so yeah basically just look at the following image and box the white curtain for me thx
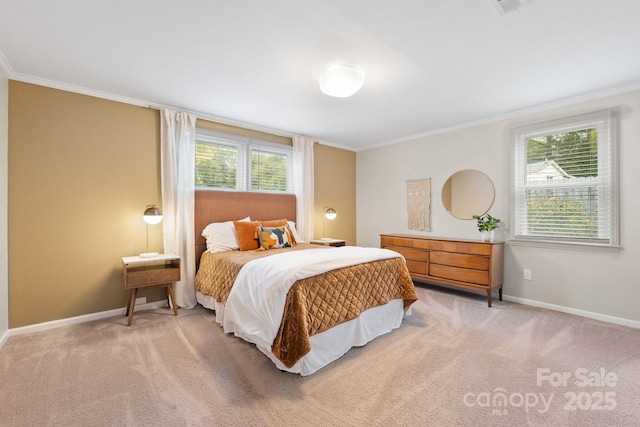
[292,136,315,242]
[160,109,197,308]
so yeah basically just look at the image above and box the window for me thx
[195,130,292,193]
[511,108,619,249]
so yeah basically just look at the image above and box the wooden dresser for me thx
[380,234,504,307]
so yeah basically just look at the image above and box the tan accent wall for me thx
[9,82,167,327]
[8,81,357,327]
[0,69,8,335]
[313,144,356,244]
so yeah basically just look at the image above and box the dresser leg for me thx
[499,287,503,301]
[487,290,492,307]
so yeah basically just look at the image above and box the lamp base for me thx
[139,252,159,258]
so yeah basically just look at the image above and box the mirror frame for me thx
[442,169,495,220]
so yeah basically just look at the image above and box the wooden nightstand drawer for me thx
[125,267,180,288]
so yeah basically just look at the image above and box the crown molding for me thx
[13,72,152,107]
[362,80,640,151]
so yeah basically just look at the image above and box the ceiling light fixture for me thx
[319,64,365,98]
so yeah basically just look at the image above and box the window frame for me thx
[509,108,620,251]
[195,129,293,193]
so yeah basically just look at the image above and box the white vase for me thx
[480,230,494,242]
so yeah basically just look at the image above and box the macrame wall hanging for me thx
[406,163,431,231]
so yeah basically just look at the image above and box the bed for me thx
[194,190,418,375]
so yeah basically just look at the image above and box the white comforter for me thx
[221,246,402,352]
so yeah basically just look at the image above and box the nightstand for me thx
[310,238,346,247]
[122,254,180,326]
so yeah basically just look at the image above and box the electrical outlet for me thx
[135,297,147,305]
[523,269,532,280]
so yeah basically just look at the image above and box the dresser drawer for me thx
[427,240,492,256]
[406,260,428,275]
[429,264,489,285]
[381,235,429,249]
[430,251,489,270]
[384,245,427,262]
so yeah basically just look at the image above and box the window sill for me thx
[508,238,622,253]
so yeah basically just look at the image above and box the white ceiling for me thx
[1,0,640,151]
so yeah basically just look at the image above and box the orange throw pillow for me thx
[259,219,288,227]
[234,221,262,251]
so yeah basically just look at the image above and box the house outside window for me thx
[511,108,619,249]
[195,130,292,193]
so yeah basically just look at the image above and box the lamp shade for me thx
[319,64,365,98]
[143,205,163,224]
[325,208,337,220]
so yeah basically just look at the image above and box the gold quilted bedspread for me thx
[195,244,418,368]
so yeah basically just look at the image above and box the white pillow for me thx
[202,216,250,253]
[287,220,305,243]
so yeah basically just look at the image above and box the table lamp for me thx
[140,205,162,258]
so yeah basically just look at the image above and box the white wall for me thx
[357,88,640,325]
[0,68,8,346]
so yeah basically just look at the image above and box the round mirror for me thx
[442,169,495,220]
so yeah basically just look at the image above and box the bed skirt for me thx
[196,291,407,375]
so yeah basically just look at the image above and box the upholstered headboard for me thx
[194,190,297,269]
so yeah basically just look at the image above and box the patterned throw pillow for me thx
[234,219,289,251]
[257,226,294,250]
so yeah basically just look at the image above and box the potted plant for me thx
[472,213,501,242]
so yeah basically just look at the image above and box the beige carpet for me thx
[1,284,639,426]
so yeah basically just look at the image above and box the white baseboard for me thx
[6,300,169,338]
[502,295,640,329]
[0,328,9,350]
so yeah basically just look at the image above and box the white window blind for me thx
[196,138,242,189]
[511,108,619,248]
[195,130,292,193]
[250,147,290,191]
